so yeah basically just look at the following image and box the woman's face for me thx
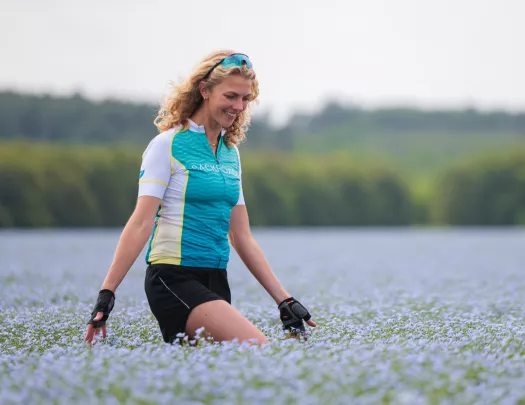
[206,74,253,128]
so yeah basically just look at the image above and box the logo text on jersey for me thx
[190,164,239,177]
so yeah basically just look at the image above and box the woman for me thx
[84,50,316,346]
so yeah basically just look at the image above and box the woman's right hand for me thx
[84,289,115,344]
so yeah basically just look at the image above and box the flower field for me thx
[1,229,525,404]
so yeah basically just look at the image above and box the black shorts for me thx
[144,263,231,344]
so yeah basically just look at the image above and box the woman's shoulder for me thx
[147,126,183,146]
[141,127,182,159]
[158,125,184,140]
[229,142,241,157]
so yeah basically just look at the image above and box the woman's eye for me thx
[226,95,235,100]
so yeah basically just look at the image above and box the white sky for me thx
[1,0,524,124]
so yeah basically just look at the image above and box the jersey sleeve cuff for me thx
[138,180,168,199]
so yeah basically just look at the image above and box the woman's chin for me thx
[220,116,236,128]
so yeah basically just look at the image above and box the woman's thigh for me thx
[185,300,270,345]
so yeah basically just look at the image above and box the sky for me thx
[1,0,524,124]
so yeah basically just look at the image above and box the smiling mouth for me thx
[225,111,237,118]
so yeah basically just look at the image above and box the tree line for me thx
[1,91,524,152]
[1,142,524,227]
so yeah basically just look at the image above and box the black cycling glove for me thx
[278,297,311,335]
[87,289,115,329]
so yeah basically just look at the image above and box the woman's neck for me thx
[190,107,222,142]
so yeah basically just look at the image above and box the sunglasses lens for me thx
[222,54,253,69]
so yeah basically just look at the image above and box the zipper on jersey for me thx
[205,133,226,267]
[204,133,221,163]
[216,135,228,267]
[215,134,221,163]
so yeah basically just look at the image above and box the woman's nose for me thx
[232,98,244,111]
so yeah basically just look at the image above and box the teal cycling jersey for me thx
[138,119,245,269]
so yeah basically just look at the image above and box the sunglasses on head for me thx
[202,53,254,81]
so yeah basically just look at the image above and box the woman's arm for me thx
[228,204,291,304]
[100,195,161,292]
[86,195,161,343]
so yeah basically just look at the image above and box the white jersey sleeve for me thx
[235,146,245,206]
[138,133,172,199]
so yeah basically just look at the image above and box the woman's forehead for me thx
[217,75,253,93]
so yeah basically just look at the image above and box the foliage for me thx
[0,142,413,227]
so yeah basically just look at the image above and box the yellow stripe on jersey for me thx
[139,179,168,187]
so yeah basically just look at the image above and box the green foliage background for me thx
[1,91,524,227]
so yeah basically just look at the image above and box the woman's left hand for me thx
[278,297,316,338]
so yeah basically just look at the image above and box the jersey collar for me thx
[188,119,226,137]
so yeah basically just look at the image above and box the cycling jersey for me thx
[138,119,245,269]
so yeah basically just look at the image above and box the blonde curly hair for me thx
[154,50,259,147]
